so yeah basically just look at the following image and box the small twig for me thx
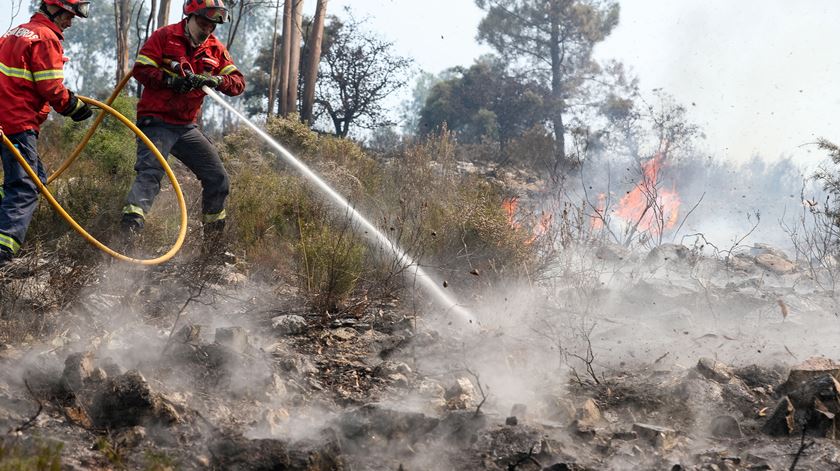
[465,367,488,417]
[10,379,43,433]
[789,426,815,471]
[506,446,541,470]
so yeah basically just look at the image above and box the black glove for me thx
[196,75,223,89]
[164,74,195,94]
[60,91,93,122]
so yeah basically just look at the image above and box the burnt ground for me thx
[1,242,840,470]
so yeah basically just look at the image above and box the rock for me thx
[782,356,840,393]
[267,374,287,398]
[445,377,478,410]
[387,373,410,387]
[572,398,603,430]
[709,415,742,438]
[727,254,756,272]
[173,324,202,344]
[215,327,249,353]
[338,404,439,443]
[210,430,344,471]
[271,315,308,335]
[733,364,786,390]
[696,358,734,383]
[764,374,840,438]
[89,367,107,383]
[548,396,577,423]
[61,352,95,393]
[257,408,289,436]
[330,327,357,341]
[596,243,631,262]
[373,361,411,378]
[506,416,518,426]
[114,426,146,448]
[632,423,678,450]
[750,243,790,260]
[762,396,795,436]
[754,253,796,274]
[510,403,527,421]
[646,244,691,265]
[90,370,179,429]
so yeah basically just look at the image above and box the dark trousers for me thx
[0,131,46,253]
[123,117,229,222]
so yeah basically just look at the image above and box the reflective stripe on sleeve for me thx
[0,62,34,81]
[219,65,237,76]
[135,55,159,68]
[32,69,64,81]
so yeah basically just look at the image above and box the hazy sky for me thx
[2,0,837,165]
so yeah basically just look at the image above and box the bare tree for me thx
[285,0,304,115]
[315,16,413,137]
[267,0,282,117]
[114,0,133,83]
[301,0,327,123]
[278,0,293,115]
[157,0,173,28]
[7,0,25,32]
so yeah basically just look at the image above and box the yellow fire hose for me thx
[0,73,188,265]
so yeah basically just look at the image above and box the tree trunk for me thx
[278,0,293,115]
[267,0,282,117]
[301,0,327,123]
[285,0,304,116]
[157,0,171,28]
[114,0,132,84]
[548,0,566,177]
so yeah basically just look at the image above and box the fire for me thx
[502,197,551,244]
[613,153,681,235]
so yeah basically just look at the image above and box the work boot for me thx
[120,214,144,239]
[202,219,234,263]
[117,214,144,253]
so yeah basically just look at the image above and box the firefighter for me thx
[120,0,245,252]
[0,0,93,265]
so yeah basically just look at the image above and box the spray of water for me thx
[203,87,477,329]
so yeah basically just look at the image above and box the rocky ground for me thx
[1,240,839,470]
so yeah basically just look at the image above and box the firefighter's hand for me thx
[198,75,223,89]
[189,74,222,90]
[60,91,93,122]
[164,74,195,94]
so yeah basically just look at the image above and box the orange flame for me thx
[613,154,681,235]
[591,193,607,230]
[502,197,551,244]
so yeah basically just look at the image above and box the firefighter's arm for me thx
[132,31,169,88]
[30,37,72,112]
[212,48,245,97]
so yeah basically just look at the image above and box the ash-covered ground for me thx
[1,240,839,470]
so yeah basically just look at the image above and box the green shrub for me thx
[298,217,367,313]
[0,439,63,471]
[27,94,140,258]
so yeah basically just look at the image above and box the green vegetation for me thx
[0,439,63,471]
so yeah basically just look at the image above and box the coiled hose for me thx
[0,73,187,265]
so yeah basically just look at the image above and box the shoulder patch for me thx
[223,50,231,62]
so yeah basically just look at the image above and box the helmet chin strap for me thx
[39,3,62,23]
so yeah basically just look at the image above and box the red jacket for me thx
[133,20,245,125]
[0,13,75,135]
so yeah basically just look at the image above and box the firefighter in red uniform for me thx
[0,0,93,265]
[120,0,245,251]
